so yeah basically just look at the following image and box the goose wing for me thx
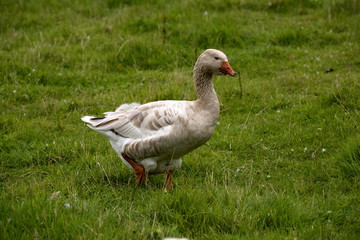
[86,101,187,139]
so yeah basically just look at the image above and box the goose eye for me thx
[214,57,219,60]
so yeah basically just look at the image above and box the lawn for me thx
[1,0,359,239]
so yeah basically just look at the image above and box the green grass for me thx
[1,0,360,239]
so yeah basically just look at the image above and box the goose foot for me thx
[121,153,146,186]
[135,168,146,185]
[164,170,174,192]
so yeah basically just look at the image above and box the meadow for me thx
[1,0,359,239]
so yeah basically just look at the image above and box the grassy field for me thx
[1,0,360,239]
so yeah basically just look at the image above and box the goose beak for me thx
[219,61,237,77]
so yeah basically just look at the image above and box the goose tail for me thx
[81,116,117,140]
[81,116,104,129]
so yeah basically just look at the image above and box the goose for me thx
[81,49,236,191]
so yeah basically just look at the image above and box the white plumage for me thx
[81,49,236,190]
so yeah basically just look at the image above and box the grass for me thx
[1,0,360,239]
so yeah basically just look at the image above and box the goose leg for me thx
[164,170,174,192]
[121,153,146,185]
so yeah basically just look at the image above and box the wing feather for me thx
[87,101,187,139]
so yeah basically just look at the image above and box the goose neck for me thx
[193,66,217,101]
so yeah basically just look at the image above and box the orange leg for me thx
[164,170,174,192]
[121,153,146,185]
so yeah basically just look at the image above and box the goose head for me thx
[196,49,237,77]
